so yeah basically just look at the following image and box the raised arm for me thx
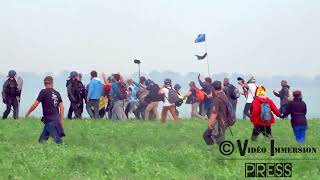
[102,73,112,86]
[273,90,280,97]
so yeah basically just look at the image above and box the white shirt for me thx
[160,87,174,107]
[246,83,258,103]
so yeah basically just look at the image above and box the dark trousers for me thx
[67,102,83,119]
[280,104,287,115]
[3,96,19,119]
[86,99,99,119]
[133,103,146,119]
[39,122,63,144]
[243,103,252,119]
[252,126,272,140]
[125,103,130,118]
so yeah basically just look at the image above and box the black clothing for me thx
[186,89,196,104]
[243,103,252,118]
[273,85,290,105]
[37,88,63,118]
[66,80,86,119]
[2,79,20,119]
[282,97,307,127]
[2,96,18,119]
[252,126,272,140]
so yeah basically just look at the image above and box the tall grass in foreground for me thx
[0,118,319,179]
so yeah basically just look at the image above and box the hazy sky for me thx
[0,0,319,77]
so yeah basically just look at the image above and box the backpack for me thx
[194,87,205,102]
[218,97,236,127]
[5,79,19,97]
[147,84,163,102]
[175,93,184,107]
[260,103,272,122]
[229,85,240,100]
[166,87,179,104]
[117,82,128,100]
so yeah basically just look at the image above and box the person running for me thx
[86,70,103,119]
[239,76,258,119]
[159,79,178,123]
[185,81,205,119]
[273,80,291,114]
[282,90,308,143]
[198,74,213,118]
[25,76,65,144]
[250,85,281,141]
[66,71,82,119]
[2,70,21,119]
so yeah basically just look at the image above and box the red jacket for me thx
[250,96,281,126]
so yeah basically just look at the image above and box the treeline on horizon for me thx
[0,70,319,86]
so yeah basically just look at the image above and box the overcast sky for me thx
[0,0,319,77]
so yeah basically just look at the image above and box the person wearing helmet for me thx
[2,70,21,119]
[159,78,178,123]
[66,71,83,119]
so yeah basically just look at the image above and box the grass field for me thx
[0,118,319,180]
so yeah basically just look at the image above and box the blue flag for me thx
[195,34,206,43]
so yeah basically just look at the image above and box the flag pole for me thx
[205,41,210,77]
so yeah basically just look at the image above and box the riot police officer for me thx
[2,70,21,119]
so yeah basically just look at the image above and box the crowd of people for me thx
[1,70,308,145]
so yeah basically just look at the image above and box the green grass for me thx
[0,118,319,180]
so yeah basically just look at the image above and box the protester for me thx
[2,70,21,119]
[282,91,308,143]
[173,84,184,117]
[204,81,228,145]
[250,85,281,141]
[125,79,141,118]
[159,78,178,123]
[273,80,291,114]
[239,76,258,119]
[25,76,65,144]
[66,71,82,119]
[133,76,148,119]
[198,74,213,118]
[185,81,205,119]
[144,79,161,120]
[105,76,113,119]
[103,73,127,120]
[86,70,103,119]
[223,78,239,116]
